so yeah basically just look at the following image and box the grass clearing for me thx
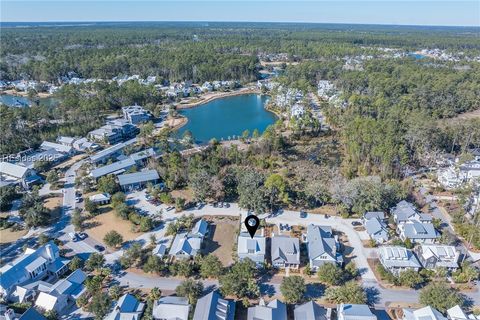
[84,208,140,244]
[202,215,239,266]
[0,228,27,244]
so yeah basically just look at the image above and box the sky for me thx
[1,0,479,27]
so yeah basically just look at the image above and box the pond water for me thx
[0,94,59,108]
[177,94,277,144]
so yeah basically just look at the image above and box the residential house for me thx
[17,148,67,169]
[88,119,138,145]
[379,246,421,275]
[247,299,287,320]
[122,105,152,124]
[89,138,137,164]
[237,231,266,266]
[363,212,389,244]
[34,269,86,314]
[415,244,459,271]
[88,193,111,205]
[40,141,74,156]
[191,219,209,239]
[89,158,136,180]
[169,224,205,259]
[305,225,342,271]
[392,201,438,244]
[294,301,331,320]
[402,306,447,320]
[447,305,480,320]
[72,137,99,152]
[118,169,160,191]
[337,304,377,320]
[152,296,190,320]
[0,242,69,300]
[270,235,300,269]
[56,136,77,147]
[129,148,157,166]
[0,162,39,188]
[105,293,145,320]
[152,244,167,258]
[0,307,47,320]
[193,290,235,320]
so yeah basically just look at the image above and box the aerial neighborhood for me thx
[1,21,480,320]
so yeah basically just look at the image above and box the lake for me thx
[177,94,277,144]
[0,94,59,108]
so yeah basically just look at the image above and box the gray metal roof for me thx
[90,138,136,162]
[117,169,159,186]
[193,290,235,320]
[294,301,328,320]
[402,221,438,239]
[337,304,377,320]
[247,299,287,320]
[379,246,421,269]
[306,225,336,261]
[271,236,300,265]
[90,158,136,179]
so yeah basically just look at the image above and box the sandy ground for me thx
[85,209,140,244]
[176,87,260,109]
[44,195,63,220]
[53,154,88,170]
[0,228,28,244]
[164,117,188,131]
[202,215,239,266]
[170,189,194,203]
[445,108,480,123]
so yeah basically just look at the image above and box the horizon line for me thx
[1,20,479,28]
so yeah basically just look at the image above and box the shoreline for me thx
[175,87,262,110]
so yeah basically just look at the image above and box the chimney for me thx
[45,243,57,261]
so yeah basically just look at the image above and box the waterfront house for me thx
[363,212,389,244]
[294,301,331,320]
[271,235,300,269]
[305,225,342,271]
[193,290,235,320]
[337,304,377,320]
[414,244,459,271]
[402,306,447,320]
[117,169,160,191]
[105,293,145,320]
[122,105,152,124]
[0,242,69,300]
[34,269,86,314]
[378,246,421,275]
[237,231,266,266]
[247,299,287,320]
[152,296,190,320]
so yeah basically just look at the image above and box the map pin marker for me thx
[244,214,260,239]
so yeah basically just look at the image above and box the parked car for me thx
[68,232,79,242]
[223,202,230,208]
[95,245,105,252]
[279,223,284,231]
[166,206,175,211]
[300,211,308,218]
[75,196,82,203]
[324,214,329,219]
[351,221,361,226]
[218,202,224,208]
[78,232,88,240]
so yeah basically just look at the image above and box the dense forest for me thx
[1,22,479,180]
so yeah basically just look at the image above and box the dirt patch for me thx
[0,228,28,244]
[43,195,63,221]
[85,209,140,244]
[309,205,338,216]
[171,189,194,203]
[202,215,240,266]
[53,154,88,170]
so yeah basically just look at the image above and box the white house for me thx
[0,162,40,189]
[105,293,145,320]
[337,304,377,320]
[152,296,190,320]
[247,299,287,320]
[0,242,69,300]
[237,231,266,266]
[379,246,421,275]
[402,306,447,320]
